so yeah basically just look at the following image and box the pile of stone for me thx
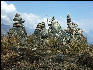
[7,13,86,46]
[8,13,27,45]
[65,14,83,39]
[7,13,87,49]
[48,17,65,38]
[34,16,66,43]
[33,14,87,49]
[34,22,48,39]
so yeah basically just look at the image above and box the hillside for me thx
[1,13,93,70]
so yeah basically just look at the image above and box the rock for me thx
[8,13,27,45]
[48,16,64,38]
[34,22,48,39]
[76,52,93,68]
[52,53,67,63]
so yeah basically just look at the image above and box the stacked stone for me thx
[48,16,57,36]
[47,17,66,42]
[34,17,66,44]
[64,14,85,44]
[34,22,48,39]
[8,13,27,45]
[66,14,83,37]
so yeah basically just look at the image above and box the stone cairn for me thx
[34,14,86,45]
[48,16,63,37]
[34,16,65,39]
[34,22,48,40]
[47,16,66,42]
[65,14,84,42]
[8,13,27,46]
[7,13,86,47]
[66,14,83,36]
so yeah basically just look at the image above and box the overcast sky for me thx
[1,1,93,44]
